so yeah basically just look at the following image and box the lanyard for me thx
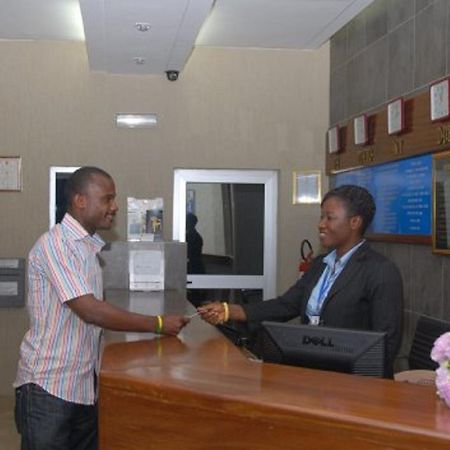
[316,263,338,310]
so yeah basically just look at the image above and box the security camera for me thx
[166,70,179,82]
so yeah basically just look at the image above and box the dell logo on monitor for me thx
[302,335,334,347]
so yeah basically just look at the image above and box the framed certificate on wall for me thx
[0,156,22,191]
[387,98,405,135]
[327,126,340,154]
[292,170,321,204]
[354,114,368,145]
[430,78,450,122]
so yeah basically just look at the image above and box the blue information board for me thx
[334,154,432,235]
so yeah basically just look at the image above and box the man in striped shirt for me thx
[14,167,189,450]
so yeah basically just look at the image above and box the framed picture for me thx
[292,170,321,204]
[430,78,450,122]
[387,98,405,135]
[327,126,340,154]
[0,156,22,191]
[354,114,368,145]
[433,151,450,254]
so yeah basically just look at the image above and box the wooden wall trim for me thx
[327,90,450,174]
[367,234,432,245]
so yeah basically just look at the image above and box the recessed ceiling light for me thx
[135,22,151,32]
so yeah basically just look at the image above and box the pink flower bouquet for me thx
[431,332,450,407]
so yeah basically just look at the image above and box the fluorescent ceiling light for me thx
[115,114,158,128]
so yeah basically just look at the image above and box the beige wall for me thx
[0,41,329,394]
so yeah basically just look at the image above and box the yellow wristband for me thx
[222,302,229,322]
[156,315,163,334]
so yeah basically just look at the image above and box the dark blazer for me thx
[243,242,403,373]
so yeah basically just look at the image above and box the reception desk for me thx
[100,290,450,450]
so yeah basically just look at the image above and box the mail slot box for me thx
[100,241,186,291]
[0,258,25,307]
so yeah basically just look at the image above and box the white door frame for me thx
[173,169,278,299]
[49,166,80,229]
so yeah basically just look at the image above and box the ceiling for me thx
[0,0,375,77]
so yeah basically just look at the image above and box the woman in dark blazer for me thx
[198,185,403,376]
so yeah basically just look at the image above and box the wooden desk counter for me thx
[100,290,450,450]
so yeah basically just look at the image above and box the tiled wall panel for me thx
[330,0,450,362]
[330,0,450,123]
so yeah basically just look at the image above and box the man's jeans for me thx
[15,383,98,450]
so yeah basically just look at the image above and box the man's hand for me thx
[161,315,190,335]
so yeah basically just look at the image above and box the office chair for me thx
[408,315,450,370]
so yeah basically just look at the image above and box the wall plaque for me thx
[387,98,405,135]
[433,151,450,253]
[430,78,450,122]
[354,114,368,145]
[0,156,22,191]
[327,126,341,154]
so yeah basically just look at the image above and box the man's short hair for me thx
[321,184,376,235]
[65,166,112,207]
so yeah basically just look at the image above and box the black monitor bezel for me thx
[257,321,387,377]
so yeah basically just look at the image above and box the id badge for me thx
[310,315,320,326]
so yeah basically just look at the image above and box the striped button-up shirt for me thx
[14,213,105,405]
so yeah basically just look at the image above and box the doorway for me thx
[49,166,79,228]
[173,169,278,302]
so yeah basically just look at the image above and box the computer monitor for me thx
[256,321,386,377]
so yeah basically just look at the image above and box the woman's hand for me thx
[197,302,247,324]
[197,302,227,325]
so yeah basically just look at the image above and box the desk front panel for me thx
[99,290,450,449]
